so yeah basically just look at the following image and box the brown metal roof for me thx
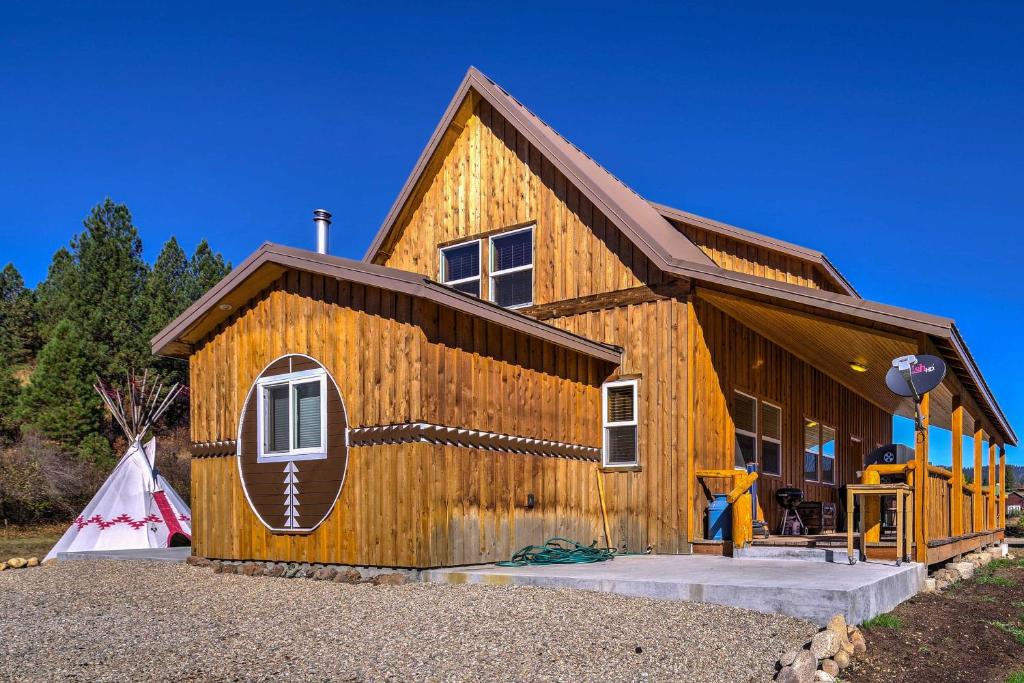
[650,201,860,297]
[150,243,622,365]
[362,67,717,271]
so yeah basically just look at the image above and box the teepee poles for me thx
[94,371,184,444]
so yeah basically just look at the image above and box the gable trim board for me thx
[150,242,622,365]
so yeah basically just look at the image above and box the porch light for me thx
[849,361,868,373]
[218,303,233,311]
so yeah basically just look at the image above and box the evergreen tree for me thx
[0,263,37,365]
[0,363,21,445]
[64,199,150,376]
[16,319,104,456]
[33,246,76,342]
[189,239,231,300]
[144,237,193,337]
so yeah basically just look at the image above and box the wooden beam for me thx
[999,445,1007,531]
[989,440,997,530]
[951,396,965,536]
[974,426,984,532]
[914,391,930,563]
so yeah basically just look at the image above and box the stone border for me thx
[776,613,867,682]
[185,556,416,585]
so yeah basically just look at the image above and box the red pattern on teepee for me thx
[72,512,191,532]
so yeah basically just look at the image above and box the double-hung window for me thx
[439,240,482,297]
[733,391,782,476]
[489,227,534,308]
[803,419,836,484]
[602,379,638,467]
[257,368,327,460]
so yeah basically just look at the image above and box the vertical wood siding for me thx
[378,94,666,304]
[671,222,843,293]
[688,298,892,533]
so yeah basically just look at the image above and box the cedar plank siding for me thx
[688,298,892,533]
[379,95,666,303]
[188,272,618,566]
[671,222,845,293]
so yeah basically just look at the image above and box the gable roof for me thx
[651,201,860,297]
[363,67,716,271]
[150,243,622,365]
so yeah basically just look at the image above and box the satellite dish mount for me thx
[884,354,947,432]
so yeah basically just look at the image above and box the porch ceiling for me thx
[698,289,969,434]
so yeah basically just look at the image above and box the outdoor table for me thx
[846,483,913,565]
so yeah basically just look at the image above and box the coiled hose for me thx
[496,537,615,567]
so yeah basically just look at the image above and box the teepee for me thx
[45,372,192,561]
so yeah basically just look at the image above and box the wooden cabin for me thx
[153,67,1016,568]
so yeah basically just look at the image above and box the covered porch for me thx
[690,286,1015,566]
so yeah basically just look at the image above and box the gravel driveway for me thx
[0,561,815,682]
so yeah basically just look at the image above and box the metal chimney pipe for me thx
[313,209,332,254]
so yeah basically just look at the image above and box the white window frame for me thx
[438,239,482,296]
[602,378,639,468]
[256,368,328,462]
[760,400,783,477]
[488,225,534,309]
[733,390,758,471]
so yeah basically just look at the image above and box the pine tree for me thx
[16,319,104,455]
[144,237,194,337]
[64,199,150,376]
[0,263,37,365]
[0,363,21,445]
[189,239,232,301]
[33,247,76,343]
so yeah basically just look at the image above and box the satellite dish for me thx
[885,354,946,398]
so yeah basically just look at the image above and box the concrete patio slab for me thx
[422,554,925,626]
[57,547,191,562]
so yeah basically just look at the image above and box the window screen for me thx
[733,392,757,469]
[603,381,638,466]
[761,402,782,476]
[293,381,322,449]
[440,242,481,297]
[490,229,533,308]
[265,385,290,453]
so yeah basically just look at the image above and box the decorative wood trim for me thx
[190,440,238,458]
[521,281,691,321]
[348,423,600,461]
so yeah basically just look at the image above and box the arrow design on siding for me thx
[283,461,300,528]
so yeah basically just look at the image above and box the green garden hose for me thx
[496,537,615,567]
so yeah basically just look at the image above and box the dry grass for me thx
[0,522,66,560]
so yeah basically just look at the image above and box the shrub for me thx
[0,431,101,524]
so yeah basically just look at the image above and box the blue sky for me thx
[1,3,1020,465]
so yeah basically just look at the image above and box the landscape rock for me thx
[790,650,817,682]
[775,665,800,683]
[779,650,799,667]
[809,629,841,659]
[814,670,836,683]
[212,561,225,574]
[372,572,408,586]
[241,563,262,577]
[922,577,937,592]
[26,557,39,567]
[839,640,855,656]
[935,578,951,591]
[333,568,362,583]
[0,562,6,571]
[264,564,285,578]
[988,547,1002,560]
[853,639,867,655]
[221,564,238,575]
[820,658,839,676]
[826,614,847,639]
[833,650,850,669]
[6,557,27,569]
[284,565,301,579]
[946,561,974,580]
[313,567,338,581]
[186,556,212,568]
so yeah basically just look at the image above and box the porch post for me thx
[999,444,1007,532]
[951,396,964,536]
[974,427,984,531]
[914,392,930,563]
[989,441,997,530]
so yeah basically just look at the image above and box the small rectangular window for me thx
[257,369,327,459]
[439,241,481,297]
[804,419,820,482]
[733,391,757,469]
[821,425,836,485]
[603,379,638,467]
[760,402,782,476]
[490,227,533,308]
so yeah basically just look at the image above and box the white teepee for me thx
[45,373,191,561]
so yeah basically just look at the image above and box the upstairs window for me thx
[603,379,638,467]
[257,368,327,458]
[439,241,481,297]
[489,227,534,308]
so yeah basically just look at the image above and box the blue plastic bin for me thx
[707,493,732,541]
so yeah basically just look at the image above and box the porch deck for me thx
[421,554,925,626]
